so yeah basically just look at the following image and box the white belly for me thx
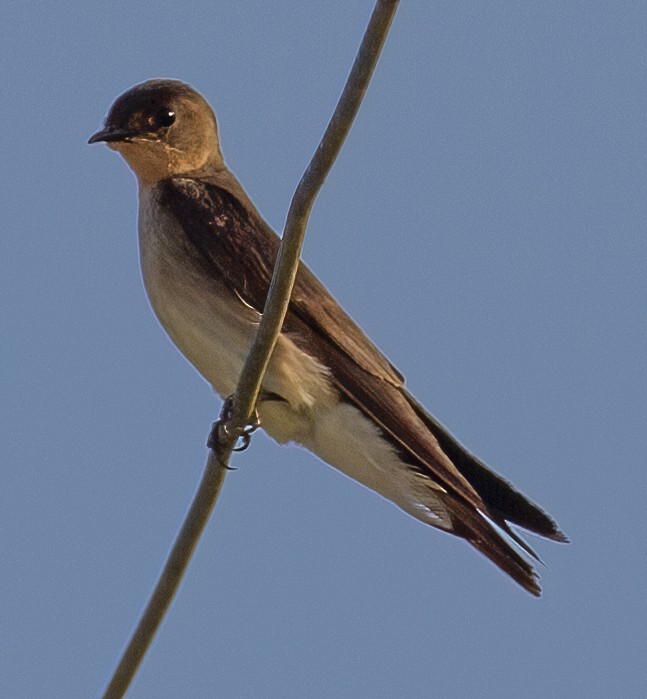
[137,186,334,443]
[136,185,452,529]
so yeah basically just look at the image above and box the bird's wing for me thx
[159,176,566,594]
[161,176,483,505]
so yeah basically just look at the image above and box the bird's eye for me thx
[152,109,176,129]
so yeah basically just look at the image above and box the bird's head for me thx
[89,79,224,184]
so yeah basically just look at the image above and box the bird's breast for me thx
[136,185,336,443]
[135,185,450,525]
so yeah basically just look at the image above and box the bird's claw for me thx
[232,410,261,451]
[207,396,261,455]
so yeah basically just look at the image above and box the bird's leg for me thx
[207,395,261,458]
[207,395,235,452]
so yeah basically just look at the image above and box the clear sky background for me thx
[2,2,646,697]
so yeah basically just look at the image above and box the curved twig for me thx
[102,2,400,696]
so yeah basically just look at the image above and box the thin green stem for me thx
[102,2,400,696]
[102,450,229,699]
[231,0,400,430]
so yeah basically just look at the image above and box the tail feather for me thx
[444,493,543,596]
[407,393,568,542]
[496,519,544,564]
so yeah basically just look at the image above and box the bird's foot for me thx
[207,396,261,459]
[233,408,261,452]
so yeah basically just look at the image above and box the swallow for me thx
[90,79,567,595]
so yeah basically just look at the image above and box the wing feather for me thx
[158,175,566,595]
[160,176,481,505]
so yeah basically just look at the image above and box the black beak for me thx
[88,128,134,144]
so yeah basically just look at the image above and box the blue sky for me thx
[2,1,646,697]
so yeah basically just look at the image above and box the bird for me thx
[89,78,567,596]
